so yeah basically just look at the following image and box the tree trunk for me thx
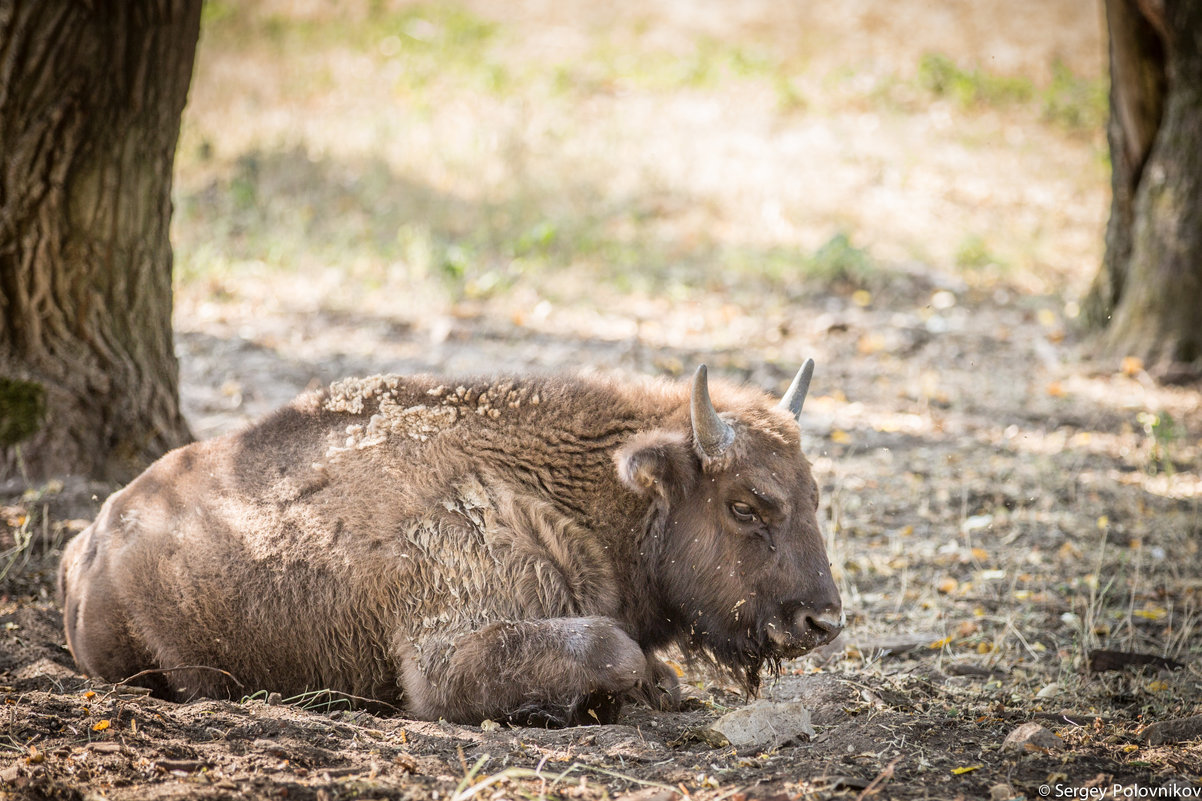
[0,1,201,483]
[1086,0,1202,379]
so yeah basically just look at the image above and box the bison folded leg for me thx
[640,654,682,712]
[405,616,661,726]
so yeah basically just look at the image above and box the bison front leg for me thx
[402,616,666,726]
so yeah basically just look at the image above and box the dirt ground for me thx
[3,1,1202,799]
[4,281,1201,800]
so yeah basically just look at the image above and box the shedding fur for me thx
[59,369,841,725]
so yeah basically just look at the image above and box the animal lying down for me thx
[59,363,842,726]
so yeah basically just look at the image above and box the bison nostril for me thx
[791,605,844,644]
[809,609,843,634]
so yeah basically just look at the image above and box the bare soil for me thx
[3,276,1201,800]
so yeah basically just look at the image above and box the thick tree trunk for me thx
[0,1,201,482]
[1086,0,1202,379]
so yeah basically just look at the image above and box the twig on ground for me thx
[113,665,245,690]
[856,756,901,801]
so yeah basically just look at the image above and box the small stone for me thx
[266,692,283,706]
[708,699,814,749]
[1002,722,1064,754]
[990,783,1018,801]
[1144,715,1202,745]
[614,789,681,801]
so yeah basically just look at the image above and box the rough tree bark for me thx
[1085,0,1202,379]
[0,1,202,482]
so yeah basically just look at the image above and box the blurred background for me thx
[171,0,1112,432]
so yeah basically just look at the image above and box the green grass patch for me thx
[915,52,1106,133]
[917,52,1034,108]
[954,233,1006,272]
[1041,59,1107,132]
[201,3,508,95]
[554,33,785,96]
[806,231,877,287]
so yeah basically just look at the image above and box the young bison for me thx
[59,363,842,725]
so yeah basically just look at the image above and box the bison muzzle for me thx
[59,363,842,725]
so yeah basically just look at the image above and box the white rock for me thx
[708,699,814,749]
[1002,722,1064,754]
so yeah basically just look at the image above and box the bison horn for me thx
[691,364,735,458]
[778,358,815,421]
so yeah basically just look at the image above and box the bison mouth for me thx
[676,604,842,695]
[764,620,828,659]
[676,615,806,696]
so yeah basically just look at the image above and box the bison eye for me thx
[729,501,758,523]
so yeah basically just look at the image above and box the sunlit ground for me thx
[172,0,1109,325]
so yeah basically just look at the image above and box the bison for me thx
[59,362,842,725]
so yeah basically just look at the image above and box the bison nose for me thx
[792,604,844,646]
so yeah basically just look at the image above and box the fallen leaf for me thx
[951,765,983,775]
[857,333,886,355]
[830,429,851,444]
[1035,683,1061,699]
[961,514,992,533]
[1121,356,1144,376]
[955,621,979,637]
[1058,541,1082,560]
[936,578,958,594]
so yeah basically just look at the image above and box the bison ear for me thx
[615,430,697,501]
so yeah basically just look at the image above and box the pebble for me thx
[1002,722,1064,754]
[990,783,1019,801]
[707,699,815,749]
[1144,715,1202,746]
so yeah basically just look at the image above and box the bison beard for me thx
[59,365,842,725]
[682,612,779,697]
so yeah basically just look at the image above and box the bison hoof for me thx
[640,656,682,711]
[570,618,647,695]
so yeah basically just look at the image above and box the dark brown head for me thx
[617,362,843,688]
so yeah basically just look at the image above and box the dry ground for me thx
[3,1,1202,799]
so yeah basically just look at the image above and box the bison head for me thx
[617,362,843,690]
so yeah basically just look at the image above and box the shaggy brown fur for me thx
[59,368,841,725]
